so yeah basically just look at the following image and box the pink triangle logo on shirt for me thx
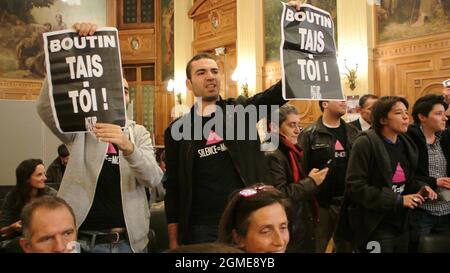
[206,130,223,146]
[392,163,406,183]
[335,140,344,151]
[107,143,117,154]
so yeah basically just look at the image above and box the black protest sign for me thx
[43,28,126,133]
[281,3,343,100]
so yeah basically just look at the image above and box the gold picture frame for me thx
[0,0,113,99]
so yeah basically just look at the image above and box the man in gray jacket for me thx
[37,23,163,253]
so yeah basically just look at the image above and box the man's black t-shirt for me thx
[316,123,348,207]
[80,143,126,230]
[190,114,244,226]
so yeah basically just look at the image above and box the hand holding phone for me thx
[419,186,438,201]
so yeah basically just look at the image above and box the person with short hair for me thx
[165,1,303,250]
[37,23,163,253]
[300,100,359,252]
[164,51,284,249]
[265,104,328,252]
[350,94,378,131]
[407,94,450,252]
[336,96,437,253]
[218,184,290,253]
[19,196,77,253]
[46,144,70,186]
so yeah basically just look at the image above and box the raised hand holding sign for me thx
[43,25,126,133]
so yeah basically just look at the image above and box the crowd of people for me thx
[1,0,450,254]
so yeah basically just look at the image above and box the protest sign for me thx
[280,3,344,100]
[43,27,126,133]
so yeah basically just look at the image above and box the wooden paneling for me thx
[154,83,174,145]
[215,45,238,99]
[374,32,450,105]
[188,0,237,104]
[0,79,42,100]
[119,29,157,64]
[118,0,175,146]
[190,0,237,51]
[117,0,155,30]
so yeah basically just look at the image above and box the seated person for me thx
[20,196,77,253]
[151,149,166,205]
[46,144,70,186]
[0,159,56,250]
[217,184,290,253]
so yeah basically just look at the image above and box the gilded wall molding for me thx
[375,33,450,59]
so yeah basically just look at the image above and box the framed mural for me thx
[161,0,174,82]
[264,0,337,62]
[377,0,450,43]
[0,0,107,80]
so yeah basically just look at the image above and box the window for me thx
[119,0,155,29]
[123,64,155,132]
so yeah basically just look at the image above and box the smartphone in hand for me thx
[419,187,429,199]
[324,159,333,168]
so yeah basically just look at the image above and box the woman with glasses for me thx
[265,104,328,252]
[336,96,437,253]
[217,184,290,253]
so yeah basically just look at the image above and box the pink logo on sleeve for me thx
[392,163,406,183]
[206,130,223,146]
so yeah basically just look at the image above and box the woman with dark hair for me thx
[217,184,290,253]
[406,94,450,252]
[0,159,56,241]
[265,104,328,252]
[335,96,437,253]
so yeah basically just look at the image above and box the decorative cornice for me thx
[0,79,43,90]
[375,33,450,59]
[188,0,234,18]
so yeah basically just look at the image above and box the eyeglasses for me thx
[239,184,274,198]
[286,122,303,130]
